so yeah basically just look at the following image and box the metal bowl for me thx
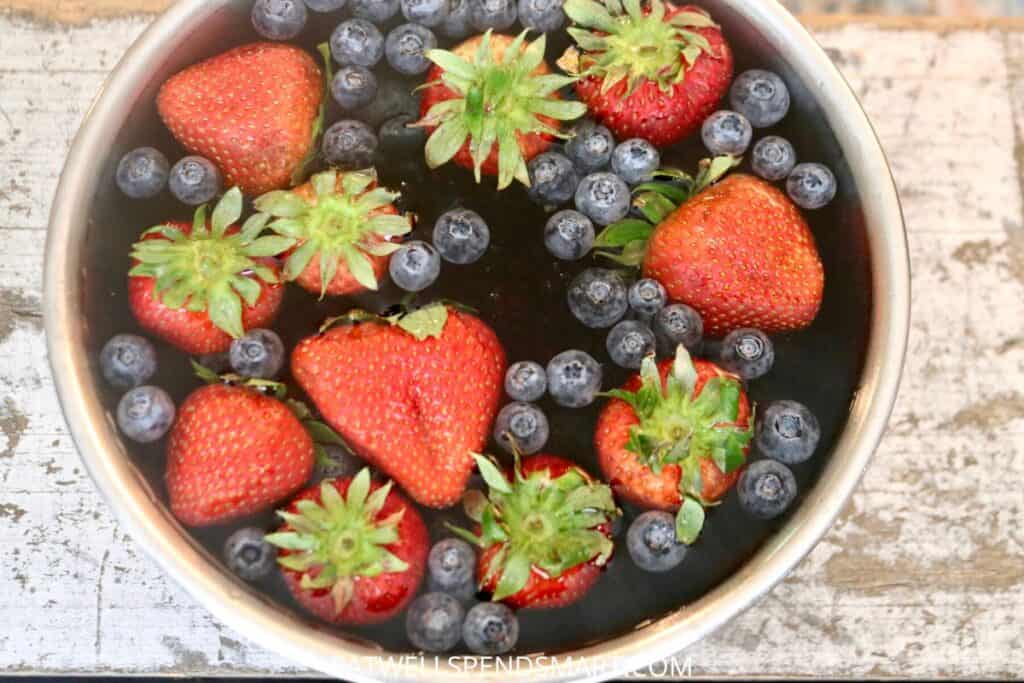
[44,1,909,680]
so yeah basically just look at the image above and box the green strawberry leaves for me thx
[603,346,754,544]
[451,454,620,602]
[418,30,586,190]
[255,169,412,297]
[563,0,721,96]
[266,469,409,616]
[594,156,741,268]
[676,497,705,545]
[130,188,291,339]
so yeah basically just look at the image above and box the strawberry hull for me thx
[596,359,752,512]
[277,478,429,625]
[419,70,559,177]
[572,3,734,148]
[128,221,285,355]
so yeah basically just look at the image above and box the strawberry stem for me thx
[452,454,619,601]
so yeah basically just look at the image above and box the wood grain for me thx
[0,11,1023,680]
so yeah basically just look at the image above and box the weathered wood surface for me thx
[1,9,1023,679]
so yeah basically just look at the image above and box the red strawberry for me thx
[644,172,824,337]
[291,303,507,508]
[417,31,587,189]
[267,469,428,625]
[166,381,316,527]
[158,42,325,196]
[595,346,752,544]
[452,454,618,610]
[254,169,412,297]
[561,1,733,148]
[128,189,290,355]
[595,159,824,337]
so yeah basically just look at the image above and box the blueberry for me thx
[518,0,566,32]
[229,329,286,379]
[390,241,442,292]
[719,328,774,380]
[627,511,688,572]
[116,147,169,199]
[100,334,157,390]
[356,77,421,128]
[323,120,379,170]
[547,350,602,408]
[305,0,347,11]
[463,602,519,655]
[116,386,175,444]
[729,69,791,129]
[169,156,221,206]
[331,65,378,110]
[628,278,667,317]
[433,208,490,265]
[385,24,438,76]
[401,0,449,26]
[574,172,631,226]
[427,538,477,598]
[505,361,547,402]
[527,152,579,208]
[223,527,277,581]
[470,0,518,31]
[330,18,385,67]
[653,304,703,356]
[441,0,475,38]
[738,459,797,520]
[606,320,656,369]
[751,136,796,182]
[787,162,837,210]
[755,401,821,465]
[701,110,753,156]
[351,0,400,22]
[611,138,660,185]
[252,0,308,40]
[567,268,628,329]
[379,114,428,156]
[544,210,595,261]
[494,402,549,455]
[406,592,466,653]
[313,444,365,482]
[565,121,615,174]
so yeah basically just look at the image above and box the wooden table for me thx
[2,3,1022,678]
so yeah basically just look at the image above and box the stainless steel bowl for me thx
[44,1,909,680]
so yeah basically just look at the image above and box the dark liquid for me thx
[82,9,871,656]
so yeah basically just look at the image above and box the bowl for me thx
[44,0,909,680]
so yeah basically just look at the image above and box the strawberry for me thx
[265,469,428,625]
[417,31,587,189]
[165,369,346,526]
[560,0,733,148]
[594,158,825,336]
[158,42,326,196]
[450,454,619,610]
[254,169,413,297]
[128,189,292,355]
[595,346,752,544]
[291,303,507,508]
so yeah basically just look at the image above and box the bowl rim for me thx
[44,1,909,680]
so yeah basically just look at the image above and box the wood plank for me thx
[0,12,1022,679]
